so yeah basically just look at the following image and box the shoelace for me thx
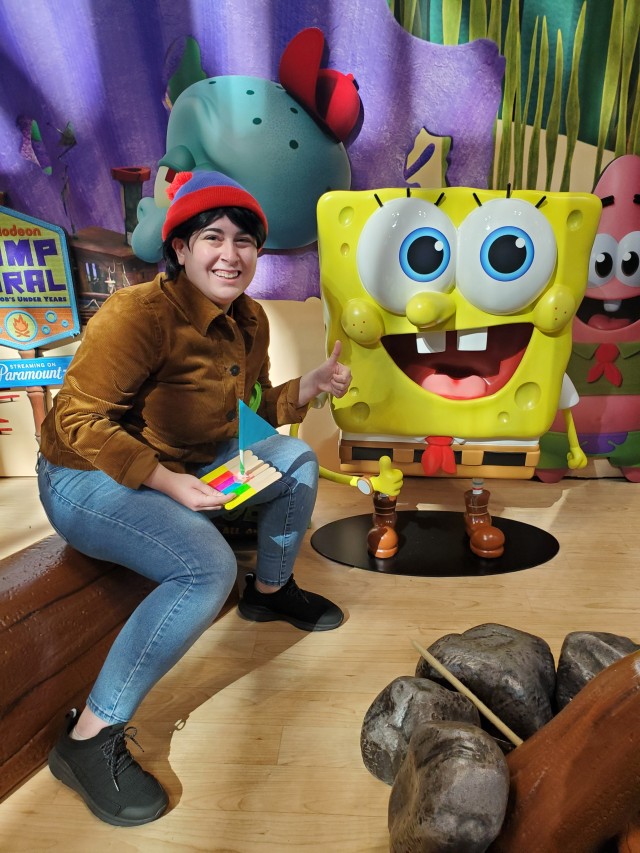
[101,726,144,792]
[286,580,310,604]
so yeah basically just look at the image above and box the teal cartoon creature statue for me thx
[132,29,360,262]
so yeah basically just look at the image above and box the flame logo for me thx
[12,314,31,337]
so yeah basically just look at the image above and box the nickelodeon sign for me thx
[0,207,80,349]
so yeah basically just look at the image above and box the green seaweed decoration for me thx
[442,0,463,43]
[487,0,502,51]
[544,30,563,191]
[616,0,640,156]
[594,0,624,181]
[519,17,539,189]
[631,64,640,156]
[495,0,521,189]
[526,16,549,189]
[560,3,586,191]
[469,0,488,41]
[512,28,524,190]
[512,30,525,190]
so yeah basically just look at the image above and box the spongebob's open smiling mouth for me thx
[382,324,533,400]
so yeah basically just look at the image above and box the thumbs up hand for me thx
[371,455,404,496]
[297,339,352,406]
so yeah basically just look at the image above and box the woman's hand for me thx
[298,340,352,406]
[143,464,231,511]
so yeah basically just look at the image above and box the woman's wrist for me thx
[297,370,319,407]
[143,463,173,492]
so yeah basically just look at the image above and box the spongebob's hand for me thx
[371,455,403,496]
[563,409,587,470]
[567,445,587,470]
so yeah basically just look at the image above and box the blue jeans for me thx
[37,435,318,725]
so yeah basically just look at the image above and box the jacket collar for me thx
[161,272,259,337]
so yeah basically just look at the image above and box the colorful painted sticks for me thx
[200,450,282,510]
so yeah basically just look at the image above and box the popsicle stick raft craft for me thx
[200,401,282,509]
[200,450,282,510]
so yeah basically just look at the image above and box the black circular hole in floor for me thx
[310,510,559,577]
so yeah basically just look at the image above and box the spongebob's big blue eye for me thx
[457,198,557,314]
[357,197,456,314]
[480,227,534,281]
[400,228,451,282]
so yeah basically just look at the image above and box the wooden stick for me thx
[412,639,523,747]
[226,451,258,475]
[247,468,281,492]
[245,462,269,481]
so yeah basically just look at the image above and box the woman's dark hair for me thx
[162,206,267,280]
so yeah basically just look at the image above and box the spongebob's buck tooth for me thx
[457,329,488,351]
[416,332,446,354]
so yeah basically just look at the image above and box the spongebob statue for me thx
[317,186,602,558]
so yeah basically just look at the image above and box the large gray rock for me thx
[361,676,480,784]
[415,624,555,739]
[388,720,509,853]
[556,630,640,709]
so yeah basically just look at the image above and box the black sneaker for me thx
[238,573,344,631]
[48,710,168,826]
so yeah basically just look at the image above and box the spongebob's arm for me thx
[289,410,403,493]
[563,408,587,469]
[320,454,404,496]
[558,374,586,469]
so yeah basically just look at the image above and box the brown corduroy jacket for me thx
[39,273,309,489]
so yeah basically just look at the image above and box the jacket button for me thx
[226,409,236,422]
[230,364,240,376]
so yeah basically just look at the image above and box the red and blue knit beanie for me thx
[161,171,268,241]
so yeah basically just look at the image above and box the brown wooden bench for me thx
[0,535,156,801]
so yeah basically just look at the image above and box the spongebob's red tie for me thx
[421,436,457,475]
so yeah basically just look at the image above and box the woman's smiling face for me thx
[172,215,259,308]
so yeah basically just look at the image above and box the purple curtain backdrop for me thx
[0,0,504,299]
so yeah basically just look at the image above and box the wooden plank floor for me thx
[1,472,639,851]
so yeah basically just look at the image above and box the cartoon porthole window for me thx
[588,233,618,288]
[617,230,640,287]
[456,198,557,314]
[356,197,457,315]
